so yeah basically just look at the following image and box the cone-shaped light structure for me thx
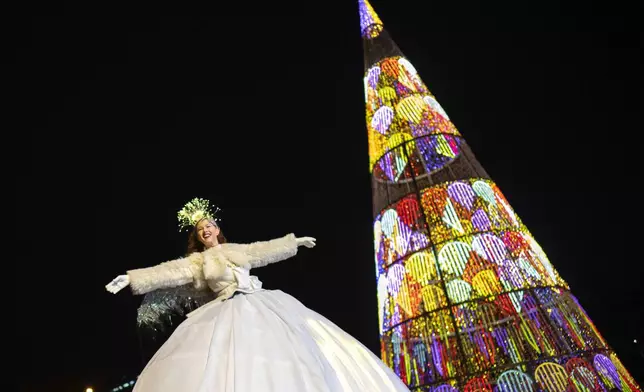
[359,0,641,390]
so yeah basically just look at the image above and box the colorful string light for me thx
[364,54,460,177]
[360,0,641,390]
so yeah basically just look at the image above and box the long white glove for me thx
[296,236,316,248]
[105,274,130,294]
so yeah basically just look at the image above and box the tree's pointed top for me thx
[358,0,384,38]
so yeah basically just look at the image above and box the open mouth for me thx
[203,232,212,239]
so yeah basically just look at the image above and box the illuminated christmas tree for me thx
[359,1,641,390]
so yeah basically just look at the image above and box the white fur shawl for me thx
[127,233,298,295]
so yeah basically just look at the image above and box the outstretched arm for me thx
[106,252,204,295]
[229,234,316,269]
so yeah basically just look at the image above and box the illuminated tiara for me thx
[177,197,221,232]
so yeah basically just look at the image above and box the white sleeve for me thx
[127,252,204,294]
[231,233,298,269]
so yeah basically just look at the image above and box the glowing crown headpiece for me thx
[177,197,221,232]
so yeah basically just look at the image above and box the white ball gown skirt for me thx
[133,289,410,392]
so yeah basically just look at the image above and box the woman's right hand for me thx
[105,275,130,294]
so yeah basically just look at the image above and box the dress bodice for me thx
[208,259,263,297]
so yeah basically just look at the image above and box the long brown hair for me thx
[186,220,227,255]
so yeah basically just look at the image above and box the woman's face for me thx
[195,219,220,248]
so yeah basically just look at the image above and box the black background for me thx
[16,0,642,390]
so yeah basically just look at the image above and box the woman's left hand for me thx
[296,236,316,248]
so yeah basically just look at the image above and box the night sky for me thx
[17,0,642,390]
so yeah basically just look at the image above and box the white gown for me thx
[132,264,410,392]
